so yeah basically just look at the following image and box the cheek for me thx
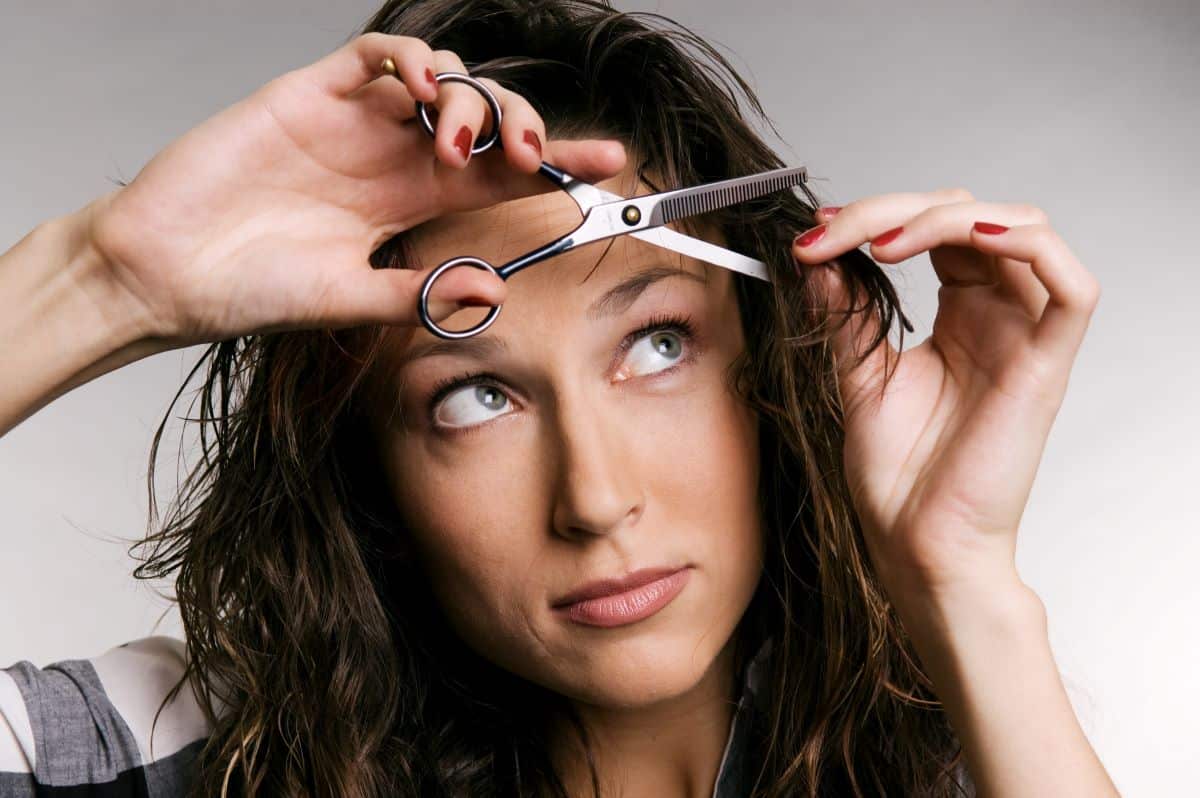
[382,438,545,662]
[641,376,762,544]
[629,374,764,623]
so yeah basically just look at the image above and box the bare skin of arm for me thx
[0,190,170,437]
[898,579,1120,797]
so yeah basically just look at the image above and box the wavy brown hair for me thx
[130,1,973,795]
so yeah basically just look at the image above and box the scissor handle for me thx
[415,73,503,154]
[418,256,504,340]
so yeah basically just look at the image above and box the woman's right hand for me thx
[86,32,627,346]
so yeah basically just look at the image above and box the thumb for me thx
[320,263,507,328]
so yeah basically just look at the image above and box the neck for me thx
[550,639,741,798]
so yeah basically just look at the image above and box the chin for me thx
[545,628,727,709]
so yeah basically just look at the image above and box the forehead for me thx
[397,167,734,357]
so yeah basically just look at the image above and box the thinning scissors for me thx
[407,71,808,340]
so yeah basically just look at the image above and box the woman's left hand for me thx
[790,188,1100,606]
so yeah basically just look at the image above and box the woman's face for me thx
[370,165,764,710]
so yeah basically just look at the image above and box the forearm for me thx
[896,581,1120,798]
[0,191,172,437]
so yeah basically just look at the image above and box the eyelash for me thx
[425,311,698,421]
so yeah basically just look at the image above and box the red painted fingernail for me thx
[425,67,437,88]
[818,206,842,217]
[454,126,472,162]
[794,224,826,248]
[523,129,542,156]
[974,221,1009,234]
[871,225,904,247]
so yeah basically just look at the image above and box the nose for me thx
[549,392,645,541]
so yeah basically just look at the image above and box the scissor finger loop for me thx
[419,255,505,340]
[415,72,503,155]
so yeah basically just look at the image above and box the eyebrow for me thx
[585,265,707,320]
[395,265,707,369]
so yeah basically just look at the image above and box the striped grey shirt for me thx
[0,637,209,797]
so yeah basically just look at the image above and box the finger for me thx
[864,199,1054,321]
[436,137,628,213]
[322,262,509,328]
[539,139,627,183]
[428,50,490,168]
[866,200,1047,286]
[346,72,421,125]
[967,222,1101,365]
[802,195,1054,321]
[479,78,547,175]
[792,188,975,265]
[303,32,438,103]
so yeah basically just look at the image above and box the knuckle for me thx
[361,31,399,56]
[923,201,961,224]
[834,196,865,216]
[936,186,975,202]
[499,89,537,119]
[1029,226,1062,257]
[1030,225,1056,245]
[400,35,434,55]
[477,77,510,103]
[432,49,466,70]
[1018,203,1049,223]
[358,32,435,73]
[1070,285,1098,311]
[1062,271,1101,309]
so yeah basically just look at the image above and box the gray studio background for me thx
[2,1,1196,793]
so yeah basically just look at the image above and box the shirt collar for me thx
[710,637,774,798]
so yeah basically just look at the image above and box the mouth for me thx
[551,565,693,628]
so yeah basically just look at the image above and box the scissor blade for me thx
[560,175,614,214]
[649,166,808,227]
[629,226,771,282]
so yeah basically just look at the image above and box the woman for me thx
[0,0,1118,796]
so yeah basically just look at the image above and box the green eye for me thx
[624,330,684,375]
[435,382,512,428]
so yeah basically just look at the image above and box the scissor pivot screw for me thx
[621,205,641,225]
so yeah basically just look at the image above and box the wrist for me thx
[58,188,162,346]
[0,193,173,435]
[889,578,1052,744]
[891,581,1120,797]
[891,575,1047,661]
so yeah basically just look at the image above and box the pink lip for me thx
[552,566,692,628]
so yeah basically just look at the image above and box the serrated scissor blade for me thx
[649,166,808,226]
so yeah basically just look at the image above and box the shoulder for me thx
[0,635,211,797]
